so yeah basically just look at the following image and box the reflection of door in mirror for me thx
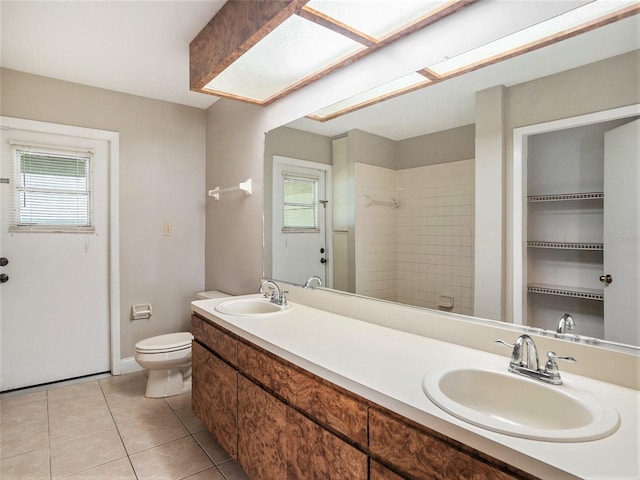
[521,113,639,343]
[272,156,332,287]
[603,119,639,345]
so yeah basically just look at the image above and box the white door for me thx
[603,119,639,345]
[1,126,111,391]
[272,157,332,287]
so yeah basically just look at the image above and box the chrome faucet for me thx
[303,275,323,288]
[496,334,576,385]
[556,313,575,334]
[259,280,288,306]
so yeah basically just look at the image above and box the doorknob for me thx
[599,274,613,284]
[0,274,8,283]
[0,257,8,267]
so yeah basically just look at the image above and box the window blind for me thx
[282,173,319,232]
[12,146,95,232]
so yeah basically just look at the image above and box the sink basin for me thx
[214,298,290,316]
[423,364,620,442]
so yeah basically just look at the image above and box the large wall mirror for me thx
[264,14,639,350]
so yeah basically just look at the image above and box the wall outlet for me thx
[163,223,173,236]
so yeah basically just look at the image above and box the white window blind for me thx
[12,146,95,232]
[282,173,319,232]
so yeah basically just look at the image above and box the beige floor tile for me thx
[117,407,189,455]
[107,395,172,426]
[0,419,49,459]
[50,427,127,479]
[0,398,48,427]
[217,459,251,480]
[184,466,226,480]
[174,406,206,434]
[0,447,50,480]
[193,430,231,465]
[0,390,47,407]
[129,436,213,480]
[49,403,116,445]
[47,381,104,405]
[164,391,191,411]
[65,457,136,480]
[100,377,149,404]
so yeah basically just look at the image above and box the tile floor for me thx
[0,371,250,480]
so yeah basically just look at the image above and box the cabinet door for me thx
[238,375,287,480]
[192,342,238,458]
[286,407,367,480]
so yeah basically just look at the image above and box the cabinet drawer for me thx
[238,341,368,448]
[369,409,521,480]
[191,314,237,366]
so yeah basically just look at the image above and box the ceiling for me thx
[1,0,638,136]
[0,0,226,109]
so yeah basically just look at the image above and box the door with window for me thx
[1,125,111,391]
[272,157,332,287]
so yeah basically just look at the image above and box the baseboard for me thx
[119,357,144,375]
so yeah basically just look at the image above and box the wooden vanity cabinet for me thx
[191,314,533,480]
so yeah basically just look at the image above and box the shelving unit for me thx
[516,109,639,345]
[522,121,618,339]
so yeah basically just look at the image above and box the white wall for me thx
[0,68,206,358]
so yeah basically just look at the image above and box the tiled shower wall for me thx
[355,160,475,315]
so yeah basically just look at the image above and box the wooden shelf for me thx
[527,192,604,202]
[527,241,603,250]
[527,283,604,301]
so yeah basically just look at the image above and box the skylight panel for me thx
[203,15,366,103]
[309,72,431,120]
[305,0,452,39]
[428,0,639,76]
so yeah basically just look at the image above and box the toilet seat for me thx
[135,332,193,354]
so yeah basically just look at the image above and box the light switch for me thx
[163,223,173,236]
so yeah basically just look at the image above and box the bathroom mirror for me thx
[264,16,639,350]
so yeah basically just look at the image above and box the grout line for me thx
[97,378,139,480]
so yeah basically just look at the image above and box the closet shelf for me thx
[527,283,604,301]
[527,192,604,202]
[527,241,603,250]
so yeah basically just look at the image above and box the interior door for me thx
[272,157,331,287]
[603,119,639,345]
[0,127,111,391]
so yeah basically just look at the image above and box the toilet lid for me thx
[135,332,193,353]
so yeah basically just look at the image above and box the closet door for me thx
[603,119,639,345]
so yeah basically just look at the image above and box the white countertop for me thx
[192,294,640,479]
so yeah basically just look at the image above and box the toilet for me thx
[135,332,194,398]
[134,290,230,398]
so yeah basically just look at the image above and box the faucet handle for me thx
[544,351,576,377]
[495,339,514,349]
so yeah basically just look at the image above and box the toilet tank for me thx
[195,290,231,300]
